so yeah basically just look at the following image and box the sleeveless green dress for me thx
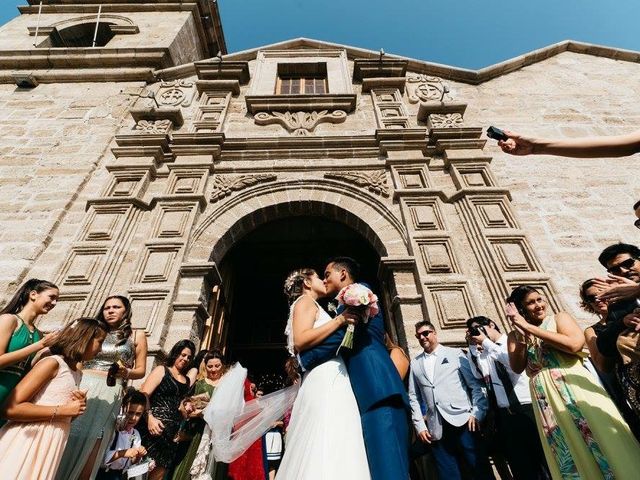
[0,315,42,426]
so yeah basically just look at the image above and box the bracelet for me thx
[51,404,59,422]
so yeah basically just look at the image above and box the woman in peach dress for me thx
[0,317,107,479]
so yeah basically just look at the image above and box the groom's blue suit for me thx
[299,287,410,480]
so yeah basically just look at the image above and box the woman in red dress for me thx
[227,379,266,480]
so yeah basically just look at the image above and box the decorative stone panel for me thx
[193,91,231,133]
[371,88,410,129]
[157,80,196,108]
[151,203,197,239]
[58,245,109,286]
[134,119,173,134]
[134,243,183,284]
[128,289,170,334]
[103,169,149,199]
[81,205,129,242]
[393,166,430,189]
[424,282,475,329]
[406,75,449,104]
[415,236,459,274]
[470,197,519,229]
[488,236,541,273]
[210,174,278,202]
[254,110,347,136]
[403,198,446,231]
[324,171,390,197]
[166,167,208,196]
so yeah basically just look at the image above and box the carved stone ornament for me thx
[157,80,195,107]
[210,174,277,202]
[428,113,464,129]
[133,119,173,134]
[407,75,449,104]
[254,110,347,136]
[325,171,390,197]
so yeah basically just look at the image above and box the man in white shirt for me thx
[467,316,550,480]
[408,321,493,480]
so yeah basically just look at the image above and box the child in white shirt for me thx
[96,389,148,480]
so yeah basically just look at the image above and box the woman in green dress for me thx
[0,278,60,426]
[506,285,640,479]
[173,351,227,480]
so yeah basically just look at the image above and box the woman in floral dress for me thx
[506,285,640,479]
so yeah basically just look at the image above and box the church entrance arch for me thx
[217,215,380,379]
[178,184,426,384]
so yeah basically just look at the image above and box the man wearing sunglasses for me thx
[595,243,640,358]
[407,321,492,480]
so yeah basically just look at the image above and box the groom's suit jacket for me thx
[408,345,487,441]
[298,284,409,412]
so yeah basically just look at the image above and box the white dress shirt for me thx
[481,335,531,406]
[422,344,440,383]
[102,428,142,471]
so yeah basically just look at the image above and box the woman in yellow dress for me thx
[506,285,640,479]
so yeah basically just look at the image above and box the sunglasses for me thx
[416,330,435,339]
[584,294,597,304]
[635,218,640,230]
[607,257,637,275]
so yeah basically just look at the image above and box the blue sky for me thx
[2,1,639,69]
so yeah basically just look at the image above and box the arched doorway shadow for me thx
[217,215,381,381]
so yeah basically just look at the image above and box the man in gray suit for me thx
[408,321,493,480]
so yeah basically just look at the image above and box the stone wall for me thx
[0,81,142,300]
[459,51,640,325]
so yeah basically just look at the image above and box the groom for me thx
[298,257,410,480]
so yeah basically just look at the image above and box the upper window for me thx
[275,62,327,95]
[38,23,115,48]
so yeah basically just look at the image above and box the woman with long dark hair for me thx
[0,278,60,426]
[506,285,640,479]
[56,295,148,480]
[139,339,195,480]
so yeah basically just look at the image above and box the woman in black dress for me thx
[140,339,195,480]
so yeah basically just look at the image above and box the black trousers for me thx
[497,404,550,480]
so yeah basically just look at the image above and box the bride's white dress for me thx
[276,299,370,480]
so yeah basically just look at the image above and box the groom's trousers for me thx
[361,395,410,480]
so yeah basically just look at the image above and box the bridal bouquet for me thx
[336,283,379,352]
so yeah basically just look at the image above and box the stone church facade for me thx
[1,1,638,366]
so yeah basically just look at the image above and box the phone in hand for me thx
[487,126,508,141]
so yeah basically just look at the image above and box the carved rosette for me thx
[325,171,390,197]
[428,113,464,129]
[254,110,347,136]
[133,119,173,134]
[210,174,277,202]
[157,79,196,107]
[406,75,449,104]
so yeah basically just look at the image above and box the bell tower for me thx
[0,0,226,85]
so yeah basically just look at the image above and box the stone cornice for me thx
[194,60,250,83]
[0,68,155,84]
[353,58,408,81]
[245,94,357,114]
[0,48,172,70]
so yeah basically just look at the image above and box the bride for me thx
[278,268,370,479]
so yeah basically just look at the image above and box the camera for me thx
[469,326,486,337]
[607,298,640,325]
[487,126,509,141]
